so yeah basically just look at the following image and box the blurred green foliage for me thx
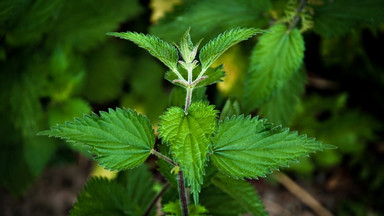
[1,0,384,215]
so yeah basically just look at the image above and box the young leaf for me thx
[38,108,155,171]
[107,31,179,71]
[211,174,267,216]
[199,28,262,71]
[158,102,218,203]
[243,24,305,112]
[211,115,326,179]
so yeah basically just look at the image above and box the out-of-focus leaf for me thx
[150,0,270,42]
[48,98,92,126]
[259,67,307,126]
[312,0,384,37]
[244,24,305,112]
[70,164,156,216]
[211,174,267,216]
[82,43,128,104]
[50,0,143,51]
[5,0,63,46]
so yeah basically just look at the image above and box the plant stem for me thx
[143,182,170,216]
[178,170,189,216]
[151,149,178,166]
[287,0,307,32]
[184,87,193,114]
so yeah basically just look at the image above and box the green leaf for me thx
[312,0,384,37]
[211,115,326,179]
[199,28,262,71]
[259,67,307,126]
[211,174,267,216]
[107,31,179,71]
[243,24,305,112]
[70,164,156,216]
[150,0,270,42]
[158,102,218,203]
[163,201,208,216]
[39,108,155,171]
[177,28,201,64]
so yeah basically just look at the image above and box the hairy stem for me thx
[143,182,170,216]
[184,87,193,114]
[178,170,189,216]
[151,149,178,166]
[287,0,307,32]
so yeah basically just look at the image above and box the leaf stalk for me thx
[151,149,178,166]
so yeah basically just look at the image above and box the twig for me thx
[274,172,334,216]
[178,171,189,216]
[143,182,170,216]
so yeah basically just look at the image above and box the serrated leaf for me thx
[150,0,270,42]
[199,28,262,71]
[243,24,305,112]
[70,164,156,216]
[259,66,307,126]
[211,174,267,216]
[39,108,155,171]
[211,115,325,179]
[312,0,384,37]
[158,102,218,203]
[107,31,178,71]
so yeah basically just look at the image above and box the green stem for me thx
[184,87,193,114]
[151,149,178,166]
[143,182,170,216]
[178,170,189,216]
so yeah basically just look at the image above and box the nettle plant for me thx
[39,28,329,215]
